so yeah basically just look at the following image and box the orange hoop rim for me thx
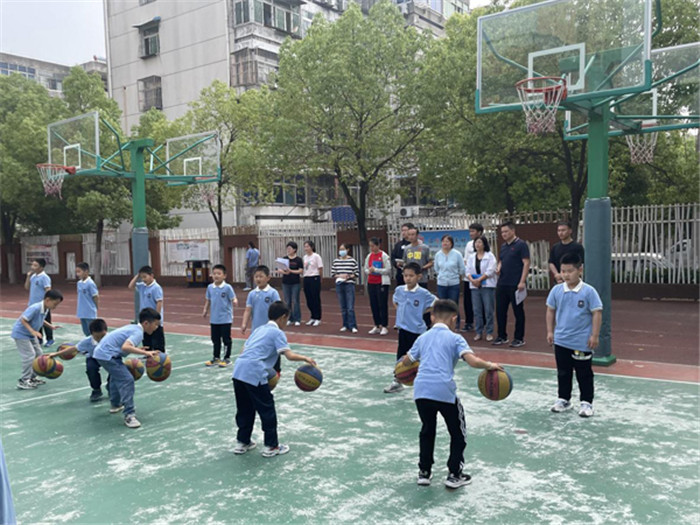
[515,76,568,98]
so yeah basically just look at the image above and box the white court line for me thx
[0,360,206,409]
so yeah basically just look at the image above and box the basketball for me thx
[269,370,281,391]
[146,352,172,382]
[477,369,513,401]
[45,360,64,379]
[57,343,78,360]
[125,358,145,381]
[32,355,56,377]
[394,359,419,386]
[294,364,322,392]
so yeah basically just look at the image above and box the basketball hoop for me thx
[36,164,76,199]
[625,121,658,164]
[515,77,567,134]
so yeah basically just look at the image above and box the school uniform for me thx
[232,321,291,448]
[29,271,53,342]
[407,323,473,476]
[136,280,165,352]
[93,325,144,416]
[206,282,236,360]
[76,277,99,336]
[546,280,603,403]
[11,302,49,382]
[393,285,436,360]
[247,285,281,370]
[76,335,103,393]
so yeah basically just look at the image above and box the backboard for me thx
[476,0,653,114]
[162,131,220,184]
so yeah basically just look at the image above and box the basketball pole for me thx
[127,139,155,323]
[585,107,616,366]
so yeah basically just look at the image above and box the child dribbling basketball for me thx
[400,299,502,488]
[203,264,238,367]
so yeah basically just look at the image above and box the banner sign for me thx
[167,240,209,263]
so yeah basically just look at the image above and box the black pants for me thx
[233,378,278,448]
[555,345,594,404]
[395,270,405,287]
[397,329,420,361]
[496,285,525,341]
[415,397,467,476]
[143,325,166,353]
[85,356,103,392]
[368,283,389,327]
[463,281,474,328]
[41,310,54,342]
[210,323,232,360]
[418,282,432,329]
[303,276,322,320]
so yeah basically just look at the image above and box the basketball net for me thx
[36,164,76,199]
[625,121,658,164]
[516,77,567,134]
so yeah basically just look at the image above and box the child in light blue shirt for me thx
[546,253,602,418]
[241,265,281,335]
[24,257,54,346]
[11,289,63,390]
[93,308,161,429]
[128,265,166,353]
[232,301,316,457]
[401,299,502,489]
[203,264,238,367]
[75,262,99,336]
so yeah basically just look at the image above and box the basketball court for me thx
[1,319,698,524]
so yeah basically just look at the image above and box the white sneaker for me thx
[286,321,292,326]
[262,444,290,457]
[368,327,380,335]
[379,327,389,336]
[233,440,257,454]
[578,402,594,418]
[243,287,252,292]
[383,380,404,394]
[306,319,315,326]
[124,414,141,428]
[109,405,125,414]
[550,399,572,413]
[351,328,358,334]
[339,326,347,332]
[294,322,301,326]
[312,320,321,327]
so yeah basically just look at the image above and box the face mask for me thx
[339,250,347,257]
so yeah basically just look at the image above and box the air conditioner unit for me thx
[399,206,419,218]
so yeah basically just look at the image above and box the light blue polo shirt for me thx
[232,321,290,386]
[11,302,48,339]
[76,336,99,358]
[393,285,436,335]
[93,324,144,360]
[246,285,281,332]
[136,281,164,321]
[546,280,603,353]
[408,323,473,404]
[28,272,51,305]
[433,249,466,286]
[76,277,99,319]
[206,282,236,324]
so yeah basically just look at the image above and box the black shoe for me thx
[509,339,525,348]
[491,337,509,346]
[417,470,432,486]
[90,390,103,402]
[444,472,472,489]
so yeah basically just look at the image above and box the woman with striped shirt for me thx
[331,244,359,333]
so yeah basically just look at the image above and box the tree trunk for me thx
[94,219,104,288]
[5,247,17,285]
[2,211,17,284]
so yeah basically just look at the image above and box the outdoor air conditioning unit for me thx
[399,206,419,218]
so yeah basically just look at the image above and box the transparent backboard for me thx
[476,0,652,113]
[48,112,100,170]
[163,132,220,183]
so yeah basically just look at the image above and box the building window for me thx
[140,23,160,58]
[138,76,162,111]
[234,0,250,25]
[0,62,37,80]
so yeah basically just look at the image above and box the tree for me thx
[271,1,430,247]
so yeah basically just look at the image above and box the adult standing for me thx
[466,236,497,341]
[548,220,585,284]
[364,237,392,336]
[280,241,303,326]
[244,241,260,291]
[391,222,414,287]
[462,223,484,332]
[493,221,530,348]
[433,234,466,329]
[331,244,359,333]
[302,240,323,326]
[402,227,433,328]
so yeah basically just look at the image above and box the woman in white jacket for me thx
[364,237,392,336]
[466,236,498,341]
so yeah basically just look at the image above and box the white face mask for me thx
[339,250,347,257]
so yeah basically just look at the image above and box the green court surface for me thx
[1,320,699,525]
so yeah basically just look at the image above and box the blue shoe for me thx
[44,340,55,347]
